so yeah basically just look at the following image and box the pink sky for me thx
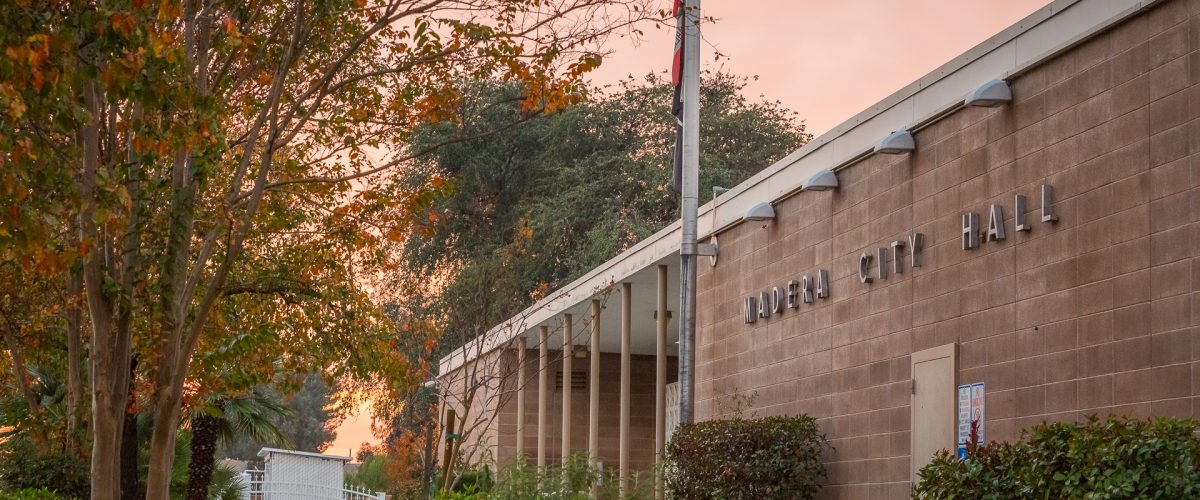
[329,0,1049,455]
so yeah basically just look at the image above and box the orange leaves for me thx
[156,0,182,22]
[0,83,27,120]
[4,34,53,92]
[150,29,178,59]
[110,12,137,37]
[222,15,238,34]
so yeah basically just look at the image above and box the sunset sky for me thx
[329,0,1049,456]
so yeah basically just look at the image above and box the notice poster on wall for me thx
[956,382,985,459]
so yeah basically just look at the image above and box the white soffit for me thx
[440,0,1160,374]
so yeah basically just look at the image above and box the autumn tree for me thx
[2,0,660,498]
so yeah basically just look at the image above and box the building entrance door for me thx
[910,343,956,482]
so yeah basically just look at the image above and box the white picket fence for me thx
[240,470,385,500]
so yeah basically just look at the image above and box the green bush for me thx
[440,454,651,500]
[0,488,66,500]
[0,439,88,499]
[664,415,828,500]
[915,415,1200,499]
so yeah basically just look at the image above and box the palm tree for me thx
[185,388,293,500]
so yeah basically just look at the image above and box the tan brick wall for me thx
[696,1,1200,497]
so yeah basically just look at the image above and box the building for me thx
[241,448,383,500]
[437,0,1200,496]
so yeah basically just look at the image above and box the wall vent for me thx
[555,371,586,390]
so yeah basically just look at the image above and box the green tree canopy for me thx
[393,71,810,349]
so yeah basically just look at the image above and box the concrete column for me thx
[655,265,668,499]
[588,300,601,466]
[538,325,548,467]
[516,336,527,458]
[561,314,573,464]
[619,282,631,493]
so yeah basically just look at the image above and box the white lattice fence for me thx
[240,470,384,500]
[665,382,680,444]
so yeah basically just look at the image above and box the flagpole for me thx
[678,0,700,426]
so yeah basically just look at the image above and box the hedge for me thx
[664,415,828,500]
[0,440,88,500]
[915,415,1200,499]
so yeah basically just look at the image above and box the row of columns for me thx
[516,265,672,497]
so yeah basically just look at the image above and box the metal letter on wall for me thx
[859,253,873,283]
[962,213,980,250]
[1014,194,1031,232]
[771,287,783,314]
[986,204,1006,242]
[817,269,829,299]
[909,233,925,268]
[758,291,770,319]
[744,297,756,324]
[891,240,906,274]
[786,280,799,309]
[1041,184,1059,223]
[801,275,814,304]
[877,247,889,280]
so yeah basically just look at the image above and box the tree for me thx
[1,0,660,498]
[185,389,291,500]
[392,72,809,354]
[220,374,340,460]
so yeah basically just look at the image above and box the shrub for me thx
[447,454,651,500]
[0,439,88,499]
[915,415,1200,499]
[664,415,828,500]
[0,488,66,500]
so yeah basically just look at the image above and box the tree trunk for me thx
[81,77,133,500]
[65,264,85,457]
[186,412,221,500]
[121,357,141,500]
[144,386,184,500]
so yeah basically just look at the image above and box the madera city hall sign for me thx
[743,184,1059,324]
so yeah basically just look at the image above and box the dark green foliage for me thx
[0,489,66,500]
[394,72,809,354]
[0,439,88,499]
[664,415,828,500]
[914,416,1200,499]
[220,374,337,460]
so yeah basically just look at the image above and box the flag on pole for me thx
[671,0,685,193]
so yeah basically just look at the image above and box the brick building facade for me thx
[439,0,1199,496]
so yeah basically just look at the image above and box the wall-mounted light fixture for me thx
[743,202,776,222]
[964,79,1013,107]
[713,186,730,197]
[802,169,839,191]
[875,130,916,154]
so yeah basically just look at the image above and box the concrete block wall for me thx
[696,0,1200,497]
